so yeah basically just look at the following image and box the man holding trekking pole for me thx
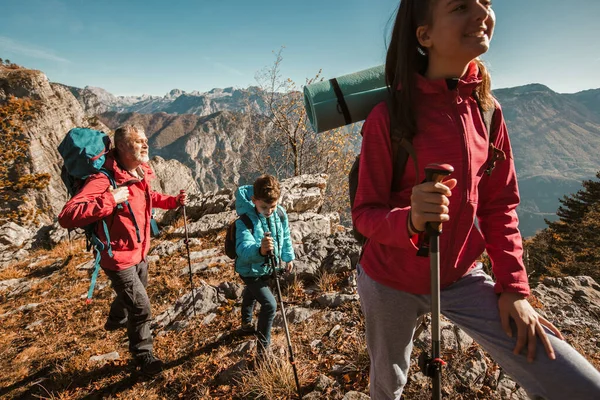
[59,124,187,376]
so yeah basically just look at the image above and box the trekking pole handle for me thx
[263,231,278,273]
[264,231,273,246]
[424,163,454,234]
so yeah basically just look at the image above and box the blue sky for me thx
[1,0,598,96]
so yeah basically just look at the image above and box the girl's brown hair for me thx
[385,0,494,140]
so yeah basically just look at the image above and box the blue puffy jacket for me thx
[234,185,295,278]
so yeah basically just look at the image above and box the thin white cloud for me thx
[203,56,244,76]
[0,36,70,63]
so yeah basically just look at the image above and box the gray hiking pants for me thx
[104,261,153,357]
[356,263,600,400]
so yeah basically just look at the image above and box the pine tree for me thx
[527,172,600,282]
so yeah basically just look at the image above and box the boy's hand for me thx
[110,186,129,204]
[285,261,294,272]
[260,236,274,256]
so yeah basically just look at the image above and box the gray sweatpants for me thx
[357,264,600,400]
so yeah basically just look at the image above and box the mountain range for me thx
[60,84,270,117]
[493,84,600,236]
[67,83,600,238]
[3,64,599,238]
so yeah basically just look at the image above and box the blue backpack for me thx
[58,128,141,303]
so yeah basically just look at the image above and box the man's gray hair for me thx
[114,124,144,147]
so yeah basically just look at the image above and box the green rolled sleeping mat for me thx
[303,64,388,133]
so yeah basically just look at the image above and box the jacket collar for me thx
[415,60,482,99]
[103,150,155,186]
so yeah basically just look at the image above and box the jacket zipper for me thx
[445,90,469,274]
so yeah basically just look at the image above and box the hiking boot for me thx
[136,352,164,376]
[104,317,127,331]
[241,322,256,335]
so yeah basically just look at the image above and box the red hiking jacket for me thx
[58,151,179,271]
[352,61,530,296]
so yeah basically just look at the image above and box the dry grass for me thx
[237,350,308,399]
[282,274,305,303]
[342,331,370,374]
[0,262,29,280]
[315,269,337,293]
[171,215,186,230]
[45,237,86,260]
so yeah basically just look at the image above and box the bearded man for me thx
[59,124,187,375]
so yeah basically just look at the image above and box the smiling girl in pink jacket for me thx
[352,1,600,398]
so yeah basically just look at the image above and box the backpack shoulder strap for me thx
[97,168,141,243]
[482,107,496,143]
[239,213,254,233]
[97,168,118,189]
[473,92,497,143]
[276,206,285,220]
[386,98,420,190]
[473,93,505,175]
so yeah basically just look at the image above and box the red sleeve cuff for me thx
[494,281,530,297]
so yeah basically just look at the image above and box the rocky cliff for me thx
[98,109,266,193]
[0,65,201,242]
[0,65,107,225]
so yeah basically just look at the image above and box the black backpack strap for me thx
[386,98,419,191]
[473,93,505,175]
[276,206,285,220]
[239,213,254,233]
[124,201,141,243]
[473,92,495,141]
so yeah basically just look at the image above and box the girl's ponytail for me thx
[474,58,495,110]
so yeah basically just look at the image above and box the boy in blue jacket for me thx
[235,174,295,356]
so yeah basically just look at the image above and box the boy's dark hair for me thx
[253,174,281,203]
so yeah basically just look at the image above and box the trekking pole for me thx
[423,163,454,400]
[265,231,302,399]
[181,190,197,318]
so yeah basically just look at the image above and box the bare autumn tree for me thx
[243,48,357,217]
[0,96,51,223]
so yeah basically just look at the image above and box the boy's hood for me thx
[235,185,255,216]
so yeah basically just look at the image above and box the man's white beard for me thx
[135,150,150,163]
